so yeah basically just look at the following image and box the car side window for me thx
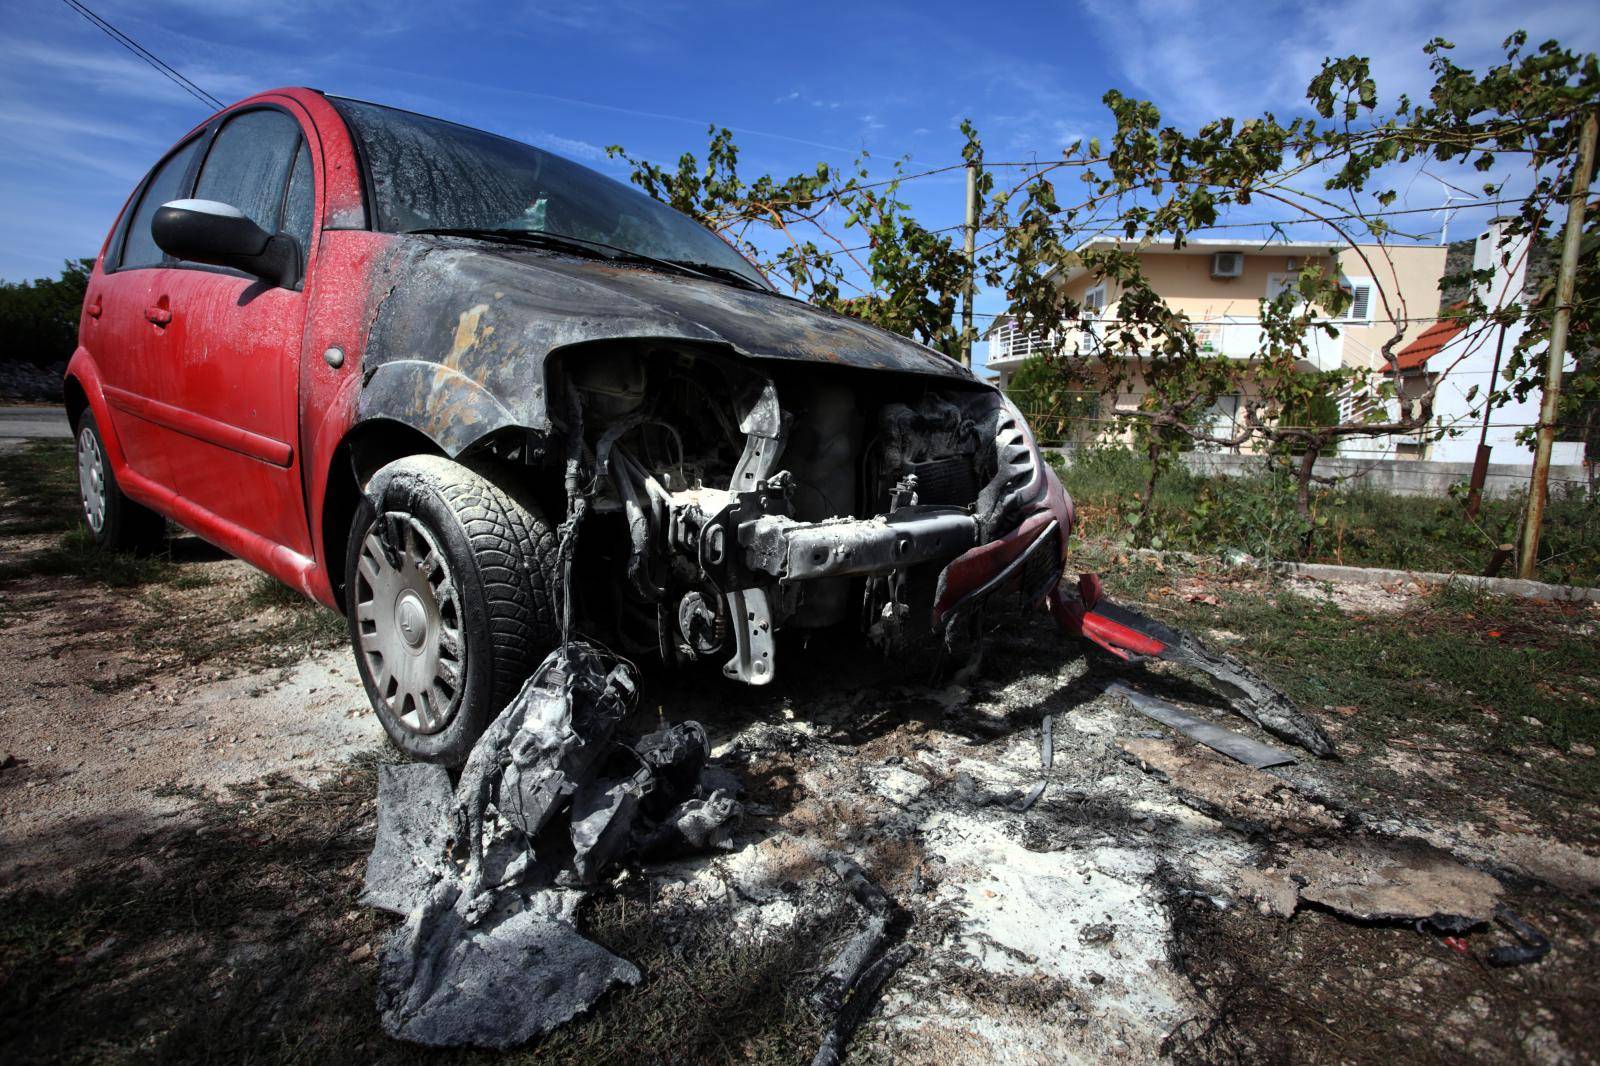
[281,138,315,251]
[194,109,303,235]
[119,137,203,270]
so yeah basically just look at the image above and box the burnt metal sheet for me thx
[1085,598,1335,757]
[357,237,979,455]
[1009,780,1047,812]
[1108,682,1297,769]
[362,763,455,915]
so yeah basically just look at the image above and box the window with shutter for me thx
[1336,277,1374,322]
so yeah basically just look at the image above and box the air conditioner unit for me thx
[1211,252,1243,278]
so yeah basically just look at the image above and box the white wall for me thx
[1427,221,1584,467]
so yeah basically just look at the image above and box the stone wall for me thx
[1047,446,1593,499]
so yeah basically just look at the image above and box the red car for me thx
[68,89,1073,764]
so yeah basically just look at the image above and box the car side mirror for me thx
[151,199,300,288]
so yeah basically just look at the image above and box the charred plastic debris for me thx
[353,343,1415,1050]
[363,639,743,1048]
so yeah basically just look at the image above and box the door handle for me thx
[144,305,172,326]
[86,296,102,319]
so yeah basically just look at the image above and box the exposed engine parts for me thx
[674,589,727,658]
[552,344,1063,686]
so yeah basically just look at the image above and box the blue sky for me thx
[3,0,1596,375]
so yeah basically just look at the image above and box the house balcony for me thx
[987,315,1345,374]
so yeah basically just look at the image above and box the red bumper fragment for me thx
[931,465,1074,630]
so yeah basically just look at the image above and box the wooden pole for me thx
[1517,110,1597,580]
[961,158,978,368]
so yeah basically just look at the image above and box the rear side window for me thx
[281,139,315,251]
[194,109,303,234]
[119,137,203,270]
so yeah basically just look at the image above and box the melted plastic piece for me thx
[368,640,744,1048]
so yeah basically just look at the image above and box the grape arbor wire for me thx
[606,32,1599,561]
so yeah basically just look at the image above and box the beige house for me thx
[986,237,1447,455]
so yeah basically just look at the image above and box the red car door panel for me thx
[92,134,206,494]
[95,269,178,488]
[149,268,311,553]
[140,107,316,556]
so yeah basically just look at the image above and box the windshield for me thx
[331,97,770,289]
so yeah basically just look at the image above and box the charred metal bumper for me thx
[1047,572,1336,757]
[667,482,981,684]
[742,507,977,581]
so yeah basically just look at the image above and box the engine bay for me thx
[542,342,1049,682]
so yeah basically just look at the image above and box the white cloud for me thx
[1079,0,1600,125]
[0,40,263,109]
[527,130,611,163]
[0,102,155,146]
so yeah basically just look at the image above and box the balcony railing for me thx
[988,315,1344,373]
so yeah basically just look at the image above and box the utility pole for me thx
[1518,110,1597,580]
[961,155,979,367]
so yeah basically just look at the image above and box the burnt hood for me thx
[356,235,982,454]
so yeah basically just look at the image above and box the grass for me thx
[0,441,345,679]
[0,440,183,588]
[1086,544,1600,812]
[0,527,182,587]
[1053,445,1600,587]
[0,439,80,535]
[74,576,348,694]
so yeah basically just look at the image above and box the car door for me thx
[144,106,317,556]
[90,133,206,494]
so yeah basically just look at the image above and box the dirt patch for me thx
[0,467,368,887]
[1168,877,1600,1065]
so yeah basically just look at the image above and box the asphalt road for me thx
[0,405,71,447]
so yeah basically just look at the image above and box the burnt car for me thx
[67,89,1074,764]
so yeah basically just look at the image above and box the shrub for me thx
[1055,446,1599,585]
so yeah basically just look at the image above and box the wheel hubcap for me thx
[76,427,106,535]
[354,513,465,735]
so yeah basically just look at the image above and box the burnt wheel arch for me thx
[321,420,566,614]
[321,420,441,614]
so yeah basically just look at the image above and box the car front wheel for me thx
[345,455,560,765]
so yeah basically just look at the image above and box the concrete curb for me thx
[1077,539,1600,604]
[1269,560,1600,604]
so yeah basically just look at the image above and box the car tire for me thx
[345,455,560,765]
[74,410,166,552]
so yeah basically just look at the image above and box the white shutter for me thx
[1337,278,1374,321]
[1348,282,1372,320]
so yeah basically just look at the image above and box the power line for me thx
[753,194,1535,273]
[59,0,225,112]
[974,297,1600,323]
